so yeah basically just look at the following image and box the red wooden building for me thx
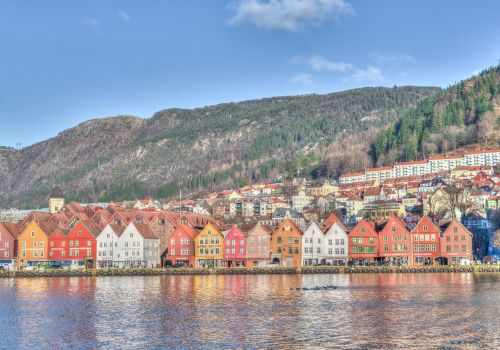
[167,224,197,266]
[411,216,441,265]
[348,219,379,264]
[65,221,99,268]
[440,219,473,265]
[378,214,411,266]
[48,227,69,261]
[223,226,247,267]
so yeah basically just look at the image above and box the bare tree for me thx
[439,180,482,220]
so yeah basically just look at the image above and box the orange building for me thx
[17,220,54,269]
[270,219,302,267]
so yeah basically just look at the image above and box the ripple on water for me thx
[0,273,499,349]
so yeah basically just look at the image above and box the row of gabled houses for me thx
[165,213,474,268]
[0,187,221,269]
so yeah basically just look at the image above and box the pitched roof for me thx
[133,223,158,239]
[323,213,348,232]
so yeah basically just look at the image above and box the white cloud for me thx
[118,10,131,22]
[349,66,384,83]
[307,55,352,72]
[229,0,354,31]
[369,51,416,64]
[290,73,314,85]
[82,17,100,32]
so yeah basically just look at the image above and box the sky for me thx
[1,0,499,148]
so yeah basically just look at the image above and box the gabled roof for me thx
[0,222,23,239]
[173,224,197,240]
[323,213,348,232]
[133,223,158,239]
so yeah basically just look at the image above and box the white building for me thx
[292,191,314,211]
[393,160,430,178]
[365,167,394,183]
[323,221,348,265]
[302,222,324,266]
[339,172,366,184]
[96,223,160,268]
[428,155,464,172]
[463,149,500,166]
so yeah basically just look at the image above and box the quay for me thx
[1,265,500,278]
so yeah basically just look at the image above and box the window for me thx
[22,241,26,248]
[277,237,282,243]
[384,244,388,252]
[453,227,458,233]
[446,245,451,252]
[22,251,26,257]
[317,247,321,254]
[87,249,91,256]
[360,227,365,233]
[288,237,293,244]
[423,225,428,231]
[288,247,292,254]
[454,235,459,242]
[75,240,79,246]
[61,251,65,256]
[31,231,35,237]
[446,236,450,242]
[391,226,396,232]
[87,240,91,247]
[340,248,345,255]
[369,238,374,244]
[454,246,459,252]
[78,230,83,236]
[462,245,466,252]
[50,241,54,247]
[329,239,333,246]
[130,232,133,238]
[329,248,333,255]
[340,239,345,245]
[384,235,388,241]
[62,241,66,247]
[50,250,54,257]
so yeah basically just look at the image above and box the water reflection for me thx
[0,273,499,349]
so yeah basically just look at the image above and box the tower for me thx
[49,186,65,214]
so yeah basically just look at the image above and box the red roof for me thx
[394,160,429,166]
[464,149,500,155]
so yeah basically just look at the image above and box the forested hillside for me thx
[0,86,439,208]
[372,65,500,165]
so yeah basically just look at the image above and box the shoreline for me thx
[1,265,500,278]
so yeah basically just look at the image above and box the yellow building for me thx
[18,220,53,269]
[194,223,224,268]
[49,186,65,214]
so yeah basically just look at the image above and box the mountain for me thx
[372,65,500,165]
[0,86,440,208]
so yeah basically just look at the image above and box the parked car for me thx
[266,262,279,267]
[24,265,39,271]
[167,263,186,268]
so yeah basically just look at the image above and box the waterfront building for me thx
[245,223,272,267]
[223,225,247,267]
[348,220,379,264]
[0,223,21,261]
[96,224,125,268]
[440,219,473,265]
[167,224,196,266]
[17,220,54,269]
[322,214,349,265]
[411,216,441,265]
[378,215,411,265]
[270,219,302,267]
[47,227,69,262]
[65,221,99,268]
[302,222,324,266]
[194,223,224,268]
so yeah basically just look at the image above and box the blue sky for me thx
[1,0,499,147]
